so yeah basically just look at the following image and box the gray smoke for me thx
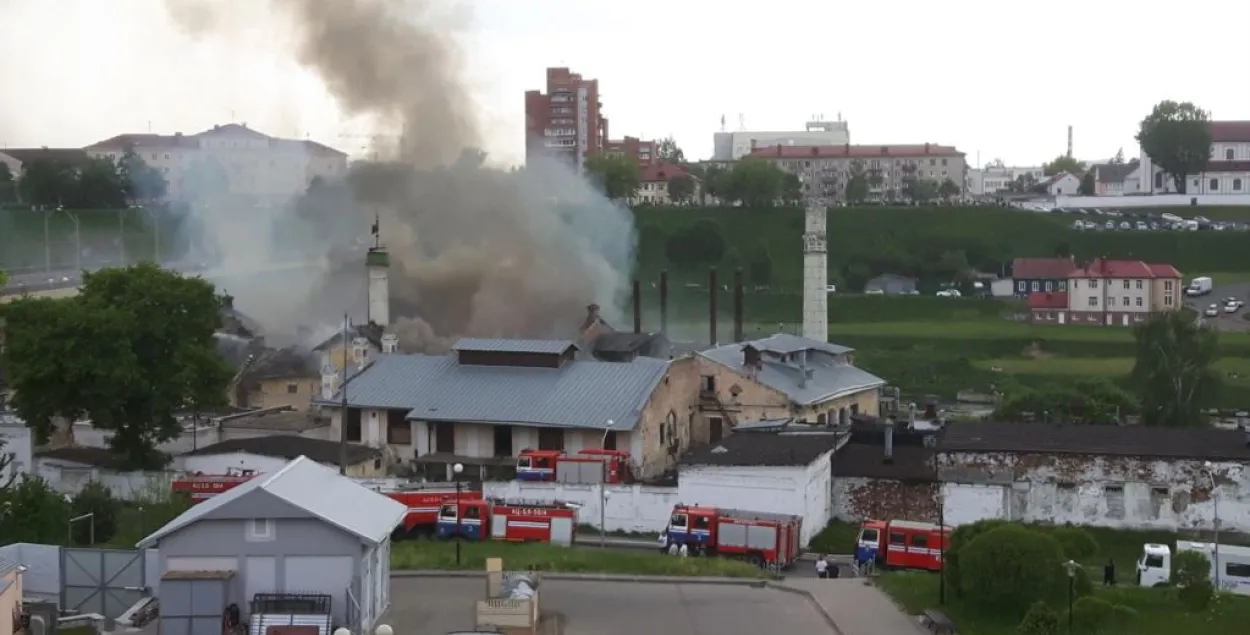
[163,0,635,352]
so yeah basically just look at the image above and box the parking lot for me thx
[383,576,834,635]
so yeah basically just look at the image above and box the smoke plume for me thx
[163,0,635,352]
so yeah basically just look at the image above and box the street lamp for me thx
[69,512,95,546]
[1064,559,1079,633]
[599,419,615,549]
[1201,460,1221,591]
[453,462,464,566]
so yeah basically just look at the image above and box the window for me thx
[693,515,710,530]
[670,513,688,529]
[439,504,456,520]
[1088,296,1098,307]
[345,408,362,442]
[1154,172,1163,189]
[1144,554,1165,568]
[493,425,513,456]
[1031,281,1039,292]
[910,534,929,549]
[941,158,948,166]
[1226,148,1236,161]
[538,427,564,451]
[434,422,455,453]
[1227,563,1250,577]
[1123,280,1130,290]
[386,409,411,445]
[1165,295,1173,306]
[1210,179,1219,191]
[603,430,617,450]
[1235,178,1243,191]
[1044,281,1053,291]
[1164,280,1173,291]
[1017,281,1026,292]
[1107,297,1115,307]
[1137,280,1144,290]
[1090,279,1098,288]
[286,383,298,394]
[1059,281,1067,291]
[889,532,906,545]
[860,528,879,544]
[246,519,275,542]
[701,376,716,393]
[1136,297,1143,307]
[1122,296,1129,306]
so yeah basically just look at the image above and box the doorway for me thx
[493,425,514,457]
[434,422,455,453]
[709,417,724,443]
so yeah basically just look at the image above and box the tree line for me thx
[0,147,168,209]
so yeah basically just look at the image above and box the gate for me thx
[61,548,147,618]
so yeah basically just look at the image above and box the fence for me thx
[0,543,160,608]
[483,482,678,533]
[33,460,175,501]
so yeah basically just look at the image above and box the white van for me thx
[1137,541,1250,596]
[1187,277,1213,296]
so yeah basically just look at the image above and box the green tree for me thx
[1131,310,1220,426]
[1079,171,1096,195]
[70,157,128,209]
[18,159,76,207]
[938,178,961,200]
[664,220,725,267]
[118,146,169,202]
[701,165,728,203]
[0,475,72,545]
[1069,596,1130,634]
[1136,100,1213,194]
[0,268,7,288]
[722,158,785,208]
[995,377,1138,425]
[182,156,232,203]
[866,167,884,191]
[0,162,15,205]
[845,160,870,204]
[1042,155,1085,176]
[585,152,640,201]
[945,519,1012,596]
[1171,549,1214,610]
[1111,148,1126,164]
[960,524,1066,615]
[70,481,121,545]
[912,179,940,203]
[667,175,695,205]
[656,136,685,163]
[781,173,803,204]
[1,264,232,468]
[1016,600,1059,635]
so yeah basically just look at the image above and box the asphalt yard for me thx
[384,576,833,635]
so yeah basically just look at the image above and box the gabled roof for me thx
[315,352,669,431]
[1210,121,1250,143]
[1012,257,1075,279]
[1093,161,1139,184]
[1069,258,1180,279]
[639,162,688,182]
[940,421,1250,461]
[699,334,883,407]
[137,456,405,548]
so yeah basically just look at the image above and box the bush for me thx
[1070,596,1117,633]
[0,475,72,544]
[959,524,1066,615]
[1072,564,1094,598]
[1016,600,1059,635]
[945,518,1011,597]
[1177,578,1214,612]
[1047,524,1100,560]
[70,481,121,546]
[1171,549,1211,585]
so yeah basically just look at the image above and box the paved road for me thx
[786,577,928,635]
[1185,282,1250,332]
[385,577,834,635]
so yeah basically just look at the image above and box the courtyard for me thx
[383,576,834,635]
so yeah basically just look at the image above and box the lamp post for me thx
[1201,460,1221,591]
[453,462,464,566]
[1064,559,1079,633]
[69,512,95,546]
[599,419,615,548]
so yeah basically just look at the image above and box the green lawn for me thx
[828,319,1250,345]
[972,356,1250,379]
[389,540,768,578]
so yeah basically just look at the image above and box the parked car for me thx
[936,289,962,298]
[1205,304,1220,317]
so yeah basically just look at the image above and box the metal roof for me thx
[699,336,883,406]
[136,456,405,548]
[451,338,578,355]
[316,353,669,431]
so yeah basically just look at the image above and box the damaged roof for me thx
[243,347,319,381]
[940,422,1250,461]
[315,352,669,431]
[680,429,849,467]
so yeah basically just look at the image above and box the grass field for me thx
[389,540,767,577]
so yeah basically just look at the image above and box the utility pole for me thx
[339,313,350,476]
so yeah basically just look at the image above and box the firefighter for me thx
[815,555,829,579]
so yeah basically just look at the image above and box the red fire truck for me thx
[661,505,802,569]
[171,468,257,501]
[435,498,578,545]
[515,448,633,484]
[856,519,950,571]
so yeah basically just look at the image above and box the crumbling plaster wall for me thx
[832,477,939,523]
[938,451,1250,532]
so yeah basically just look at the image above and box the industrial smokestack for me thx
[733,268,744,342]
[659,270,669,336]
[1067,125,1073,159]
[709,267,718,346]
[632,279,642,334]
[884,418,895,464]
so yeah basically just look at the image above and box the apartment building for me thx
[1139,120,1250,195]
[965,164,1046,196]
[748,143,967,201]
[1027,258,1183,326]
[83,123,347,203]
[712,119,851,162]
[605,136,656,167]
[524,67,608,175]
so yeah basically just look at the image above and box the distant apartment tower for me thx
[525,67,608,174]
[604,136,656,167]
[712,118,851,162]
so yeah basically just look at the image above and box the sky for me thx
[0,0,1247,168]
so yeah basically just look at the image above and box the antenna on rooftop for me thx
[720,114,726,132]
[737,113,746,132]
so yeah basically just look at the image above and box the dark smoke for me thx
[163,0,635,352]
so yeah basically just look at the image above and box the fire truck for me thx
[856,519,950,571]
[661,505,802,569]
[171,468,257,501]
[515,448,633,484]
[435,498,578,546]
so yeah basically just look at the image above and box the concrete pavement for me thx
[778,578,927,635]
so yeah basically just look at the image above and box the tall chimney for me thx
[366,248,391,327]
[884,418,895,463]
[632,279,642,334]
[709,267,718,346]
[659,270,669,335]
[733,267,745,342]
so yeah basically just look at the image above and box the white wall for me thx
[0,543,161,605]
[483,481,677,533]
[0,420,33,482]
[33,458,173,501]
[178,452,294,475]
[1056,193,1250,207]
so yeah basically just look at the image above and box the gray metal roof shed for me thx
[136,456,405,548]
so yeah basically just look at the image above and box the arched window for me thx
[1234,178,1243,191]
[1226,148,1235,161]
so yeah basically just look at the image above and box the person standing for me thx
[1104,558,1116,586]
[816,555,829,579]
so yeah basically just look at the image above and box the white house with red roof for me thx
[1036,172,1082,196]
[1139,121,1250,195]
[632,161,693,206]
[1027,258,1183,326]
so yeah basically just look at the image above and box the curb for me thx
[390,570,777,586]
[766,583,846,635]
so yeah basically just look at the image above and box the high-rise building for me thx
[525,67,608,174]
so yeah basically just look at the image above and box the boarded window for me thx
[1105,485,1126,519]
